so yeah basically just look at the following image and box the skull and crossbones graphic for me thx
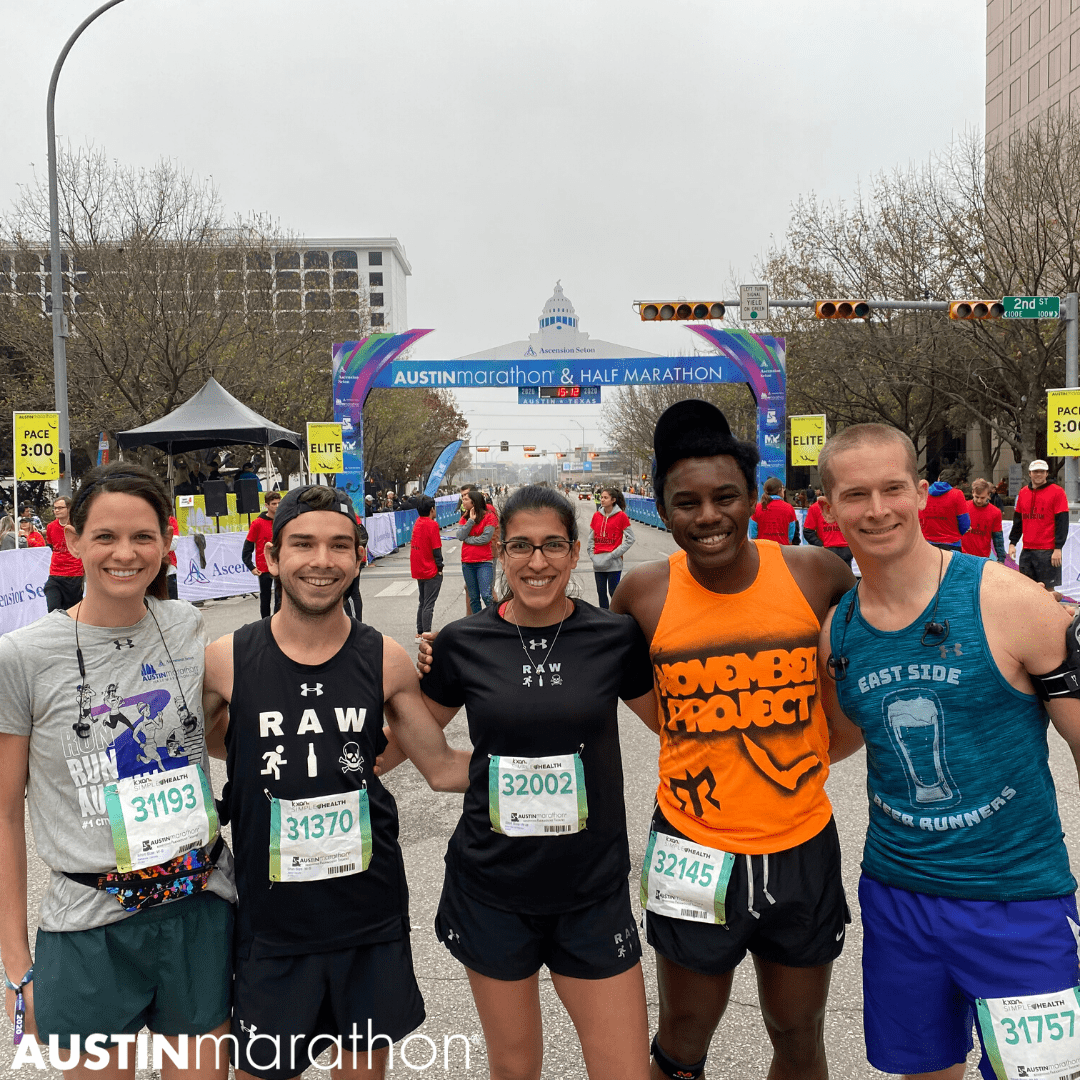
[339,742,364,773]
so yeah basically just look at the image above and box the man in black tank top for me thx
[203,487,469,1080]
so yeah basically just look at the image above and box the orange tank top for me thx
[651,541,832,854]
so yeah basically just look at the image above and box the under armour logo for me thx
[300,683,323,696]
[239,1021,256,1035]
[112,639,135,650]
[939,643,963,659]
[528,638,547,650]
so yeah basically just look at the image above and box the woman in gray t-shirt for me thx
[0,463,235,1068]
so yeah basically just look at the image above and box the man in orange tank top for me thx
[612,400,855,1080]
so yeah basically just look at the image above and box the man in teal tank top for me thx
[817,423,1080,1080]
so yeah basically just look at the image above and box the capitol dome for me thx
[538,281,578,331]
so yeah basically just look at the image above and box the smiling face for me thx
[66,492,171,610]
[823,442,927,563]
[267,511,361,618]
[498,509,580,622]
[658,456,754,578]
[1030,468,1048,488]
[53,498,70,526]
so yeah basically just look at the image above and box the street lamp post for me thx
[48,0,128,497]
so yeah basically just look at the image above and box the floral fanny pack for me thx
[64,836,224,913]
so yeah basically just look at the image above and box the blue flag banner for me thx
[424,440,463,497]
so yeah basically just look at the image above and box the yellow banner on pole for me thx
[307,422,344,474]
[13,411,60,481]
[1047,388,1080,456]
[790,414,827,466]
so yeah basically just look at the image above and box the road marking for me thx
[375,580,419,597]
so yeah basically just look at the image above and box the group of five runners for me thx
[2,400,1079,1080]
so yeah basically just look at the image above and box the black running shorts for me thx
[643,809,849,975]
[232,935,425,1079]
[435,872,641,982]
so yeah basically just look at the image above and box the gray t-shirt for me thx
[0,598,236,932]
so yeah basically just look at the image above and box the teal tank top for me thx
[831,552,1075,901]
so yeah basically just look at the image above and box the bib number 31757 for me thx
[641,830,735,926]
[488,754,587,837]
[977,986,1080,1080]
[269,789,371,882]
[104,763,217,873]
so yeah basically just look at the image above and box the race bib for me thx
[104,764,217,874]
[488,754,587,837]
[640,829,735,925]
[977,986,1080,1080]
[268,789,371,882]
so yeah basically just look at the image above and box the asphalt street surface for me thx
[5,499,1079,1079]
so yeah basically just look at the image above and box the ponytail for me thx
[760,476,783,512]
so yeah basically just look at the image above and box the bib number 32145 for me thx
[268,789,371,882]
[641,830,735,926]
[488,754,587,837]
[104,763,217,873]
[977,986,1080,1080]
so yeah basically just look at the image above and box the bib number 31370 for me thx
[488,754,587,837]
[269,789,372,882]
[977,986,1080,1080]
[641,830,735,926]
[104,763,217,873]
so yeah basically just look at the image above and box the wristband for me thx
[4,966,32,1045]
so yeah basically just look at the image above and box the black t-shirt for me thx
[420,600,653,914]
[224,618,404,957]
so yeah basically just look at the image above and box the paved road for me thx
[6,500,1079,1078]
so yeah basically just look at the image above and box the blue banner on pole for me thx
[424,440,463,497]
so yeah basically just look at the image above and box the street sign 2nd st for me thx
[1003,296,1061,319]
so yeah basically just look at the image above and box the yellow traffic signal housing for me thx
[523,445,537,452]
[815,300,870,320]
[949,301,1005,320]
[639,302,725,322]
[475,446,489,453]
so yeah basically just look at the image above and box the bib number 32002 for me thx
[641,830,736,926]
[488,754,587,837]
[104,763,218,873]
[269,789,371,882]
[977,986,1080,1080]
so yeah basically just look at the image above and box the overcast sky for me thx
[3,0,985,462]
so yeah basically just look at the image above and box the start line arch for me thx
[331,326,786,499]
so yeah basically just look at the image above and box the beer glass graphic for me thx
[883,690,956,805]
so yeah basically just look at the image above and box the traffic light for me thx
[500,440,509,452]
[523,445,536,452]
[475,446,489,453]
[639,301,725,322]
[949,300,1005,320]
[815,300,870,320]
[588,453,599,460]
[525,452,541,458]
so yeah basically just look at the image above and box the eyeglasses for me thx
[502,540,573,559]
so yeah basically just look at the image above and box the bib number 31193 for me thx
[269,789,372,882]
[641,830,735,926]
[488,754,587,836]
[977,986,1080,1080]
[104,763,217,873]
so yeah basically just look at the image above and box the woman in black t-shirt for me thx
[387,485,657,1079]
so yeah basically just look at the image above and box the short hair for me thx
[819,424,919,497]
[53,496,71,509]
[416,495,436,517]
[971,478,992,495]
[266,490,282,504]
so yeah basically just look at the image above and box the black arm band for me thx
[1055,510,1070,550]
[1031,610,1080,701]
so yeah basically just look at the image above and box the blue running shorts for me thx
[860,875,1080,1078]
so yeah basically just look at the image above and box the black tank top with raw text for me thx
[224,618,407,957]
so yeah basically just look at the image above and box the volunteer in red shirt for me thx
[456,488,497,613]
[803,495,854,566]
[749,477,799,544]
[19,520,45,548]
[588,487,636,608]
[410,494,444,636]
[242,490,282,617]
[166,513,181,598]
[962,477,1006,561]
[918,473,970,549]
[1009,459,1070,591]
[43,495,84,611]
